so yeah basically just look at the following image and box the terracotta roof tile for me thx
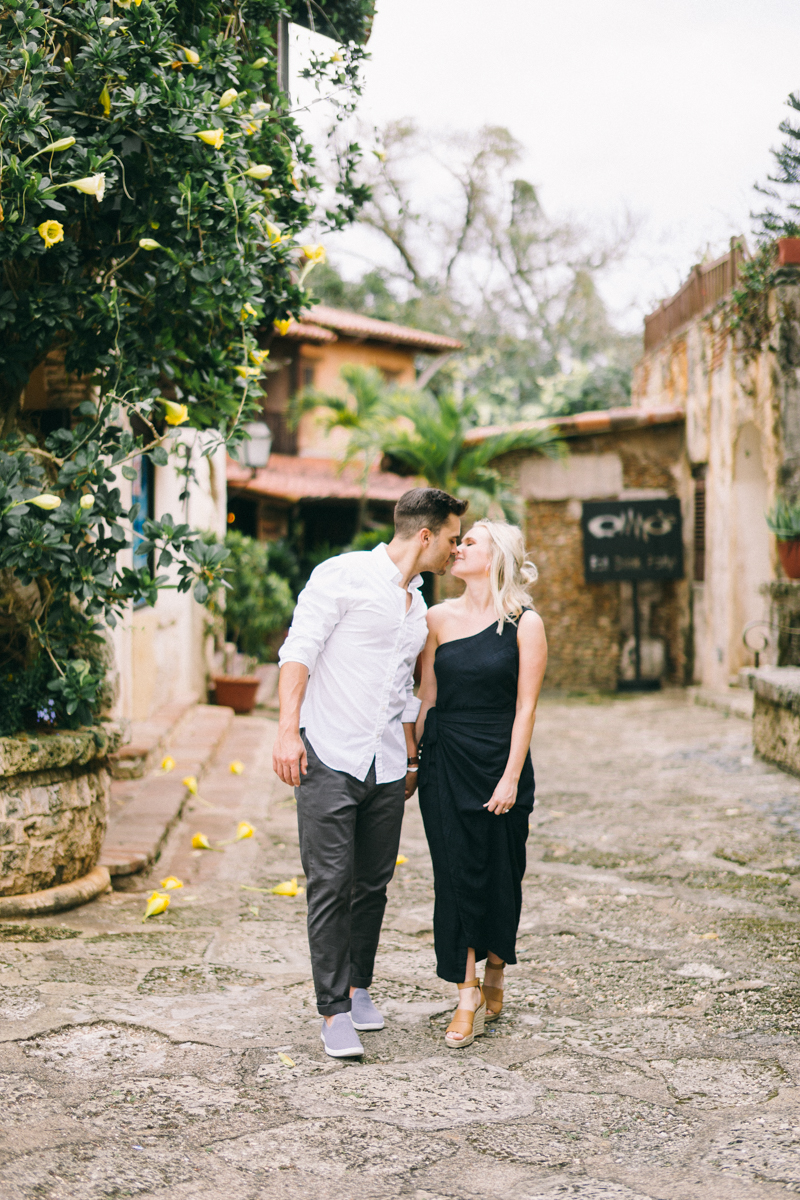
[273,305,462,353]
[463,406,685,445]
[227,454,419,504]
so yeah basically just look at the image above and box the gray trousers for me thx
[296,733,406,1016]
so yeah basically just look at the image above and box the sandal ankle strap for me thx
[457,978,481,990]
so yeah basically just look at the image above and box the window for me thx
[131,453,155,605]
[302,365,315,389]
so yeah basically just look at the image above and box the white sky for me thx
[291,0,800,333]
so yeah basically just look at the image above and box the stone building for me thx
[632,240,800,691]
[227,306,461,548]
[468,409,687,691]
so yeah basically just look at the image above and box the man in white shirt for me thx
[273,487,467,1057]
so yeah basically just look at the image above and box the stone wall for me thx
[491,422,690,691]
[0,725,120,896]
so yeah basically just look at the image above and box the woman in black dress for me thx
[416,519,547,1048]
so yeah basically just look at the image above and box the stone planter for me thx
[0,724,122,899]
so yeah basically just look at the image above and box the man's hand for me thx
[272,727,308,786]
[404,769,418,800]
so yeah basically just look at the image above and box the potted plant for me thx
[213,652,262,714]
[767,498,800,578]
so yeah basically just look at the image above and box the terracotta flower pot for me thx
[778,538,800,579]
[212,675,260,714]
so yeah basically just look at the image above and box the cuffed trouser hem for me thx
[318,998,352,1017]
[350,974,373,989]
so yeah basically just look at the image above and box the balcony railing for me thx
[643,238,747,352]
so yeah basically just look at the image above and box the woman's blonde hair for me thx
[471,519,538,632]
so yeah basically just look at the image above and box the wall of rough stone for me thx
[491,424,691,691]
[0,727,118,896]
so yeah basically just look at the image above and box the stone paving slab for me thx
[5,693,800,1197]
[99,704,234,877]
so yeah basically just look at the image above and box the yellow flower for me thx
[160,876,183,890]
[183,776,199,794]
[162,399,189,426]
[250,102,271,118]
[79,494,94,510]
[244,164,273,180]
[271,877,299,896]
[301,243,326,264]
[373,149,387,163]
[249,348,269,366]
[160,755,175,772]
[240,302,257,320]
[234,365,261,379]
[396,855,408,865]
[180,46,200,65]
[229,759,245,774]
[197,129,224,149]
[219,88,239,109]
[244,122,259,136]
[37,220,64,249]
[330,51,343,63]
[191,832,212,850]
[69,174,106,200]
[139,237,162,250]
[235,822,254,840]
[264,220,282,246]
[28,494,62,511]
[253,57,269,69]
[143,892,170,920]
[99,84,111,117]
[273,318,293,336]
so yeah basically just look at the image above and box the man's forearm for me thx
[278,662,309,731]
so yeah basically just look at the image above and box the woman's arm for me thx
[415,608,442,744]
[484,610,548,815]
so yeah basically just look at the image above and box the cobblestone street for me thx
[5,692,800,1199]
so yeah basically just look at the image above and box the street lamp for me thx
[240,421,272,471]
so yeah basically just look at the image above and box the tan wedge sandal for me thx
[445,979,486,1049]
[483,959,505,1022]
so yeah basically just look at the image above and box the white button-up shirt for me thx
[278,543,428,782]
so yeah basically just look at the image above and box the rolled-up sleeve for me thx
[278,559,348,674]
[401,688,421,723]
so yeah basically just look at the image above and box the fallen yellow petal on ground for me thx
[191,833,212,850]
[396,855,408,865]
[271,877,298,896]
[229,760,244,774]
[235,821,254,840]
[161,755,175,772]
[143,892,170,920]
[183,776,198,794]
[278,1053,295,1067]
[160,876,183,890]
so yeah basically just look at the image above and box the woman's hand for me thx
[484,775,517,815]
[404,769,419,800]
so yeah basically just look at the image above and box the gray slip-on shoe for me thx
[350,987,384,1031]
[320,1012,364,1058]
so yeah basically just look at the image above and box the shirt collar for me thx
[372,542,423,593]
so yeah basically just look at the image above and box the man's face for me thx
[420,513,461,575]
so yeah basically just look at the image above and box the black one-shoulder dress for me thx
[418,615,535,983]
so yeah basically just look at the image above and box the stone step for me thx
[99,703,235,876]
[690,686,754,721]
[110,699,196,779]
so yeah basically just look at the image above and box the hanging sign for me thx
[581,498,683,582]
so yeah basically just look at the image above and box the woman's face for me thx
[451,525,493,580]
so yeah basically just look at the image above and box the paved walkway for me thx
[4,692,800,1198]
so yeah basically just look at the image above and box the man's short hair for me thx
[393,487,468,538]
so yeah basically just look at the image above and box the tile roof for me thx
[273,305,463,353]
[227,454,419,504]
[463,406,685,445]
